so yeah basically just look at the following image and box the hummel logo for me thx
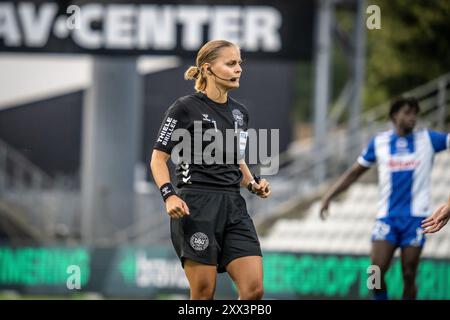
[182,177,192,183]
[202,114,211,122]
[180,162,191,183]
[181,163,189,170]
[161,186,170,196]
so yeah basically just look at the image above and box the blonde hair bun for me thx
[184,66,200,80]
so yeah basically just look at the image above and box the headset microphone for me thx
[207,67,238,82]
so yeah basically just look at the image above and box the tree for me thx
[365,0,450,108]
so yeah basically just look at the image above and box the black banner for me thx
[0,0,315,59]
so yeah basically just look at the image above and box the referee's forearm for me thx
[239,161,253,187]
[240,176,252,188]
[150,154,172,188]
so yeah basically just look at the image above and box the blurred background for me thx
[0,0,449,299]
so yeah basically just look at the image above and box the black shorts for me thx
[170,186,262,273]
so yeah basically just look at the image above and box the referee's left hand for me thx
[253,179,271,198]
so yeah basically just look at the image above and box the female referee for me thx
[150,40,271,300]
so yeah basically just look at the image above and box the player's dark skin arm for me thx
[319,162,369,220]
[150,149,190,219]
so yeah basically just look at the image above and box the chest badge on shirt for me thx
[396,137,410,154]
[232,109,244,126]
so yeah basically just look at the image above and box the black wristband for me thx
[247,174,261,194]
[160,183,177,202]
[247,182,256,193]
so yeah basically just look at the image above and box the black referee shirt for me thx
[153,92,250,189]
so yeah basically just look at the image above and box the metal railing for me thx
[0,138,53,193]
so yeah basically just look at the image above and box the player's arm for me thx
[150,149,189,219]
[319,162,369,220]
[421,195,450,234]
[239,159,271,198]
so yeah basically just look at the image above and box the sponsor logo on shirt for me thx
[388,158,420,171]
[157,117,178,146]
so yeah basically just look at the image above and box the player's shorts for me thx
[371,217,426,248]
[170,185,262,273]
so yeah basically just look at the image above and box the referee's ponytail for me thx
[184,65,205,92]
[184,39,237,92]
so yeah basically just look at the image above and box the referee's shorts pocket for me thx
[178,191,208,217]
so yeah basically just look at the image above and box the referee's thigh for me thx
[184,259,217,300]
[226,256,264,300]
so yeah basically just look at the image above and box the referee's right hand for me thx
[166,195,190,219]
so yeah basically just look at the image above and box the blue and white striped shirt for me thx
[358,129,449,218]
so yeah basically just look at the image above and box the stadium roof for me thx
[0,54,180,111]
